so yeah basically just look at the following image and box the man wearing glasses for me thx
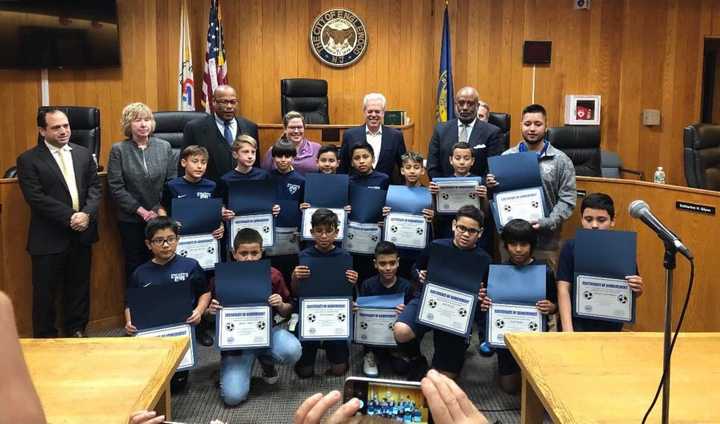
[181,85,259,182]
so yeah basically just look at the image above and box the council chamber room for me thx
[0,0,719,423]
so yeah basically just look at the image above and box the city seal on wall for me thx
[310,9,368,68]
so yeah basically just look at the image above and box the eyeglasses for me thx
[454,224,481,235]
[150,236,179,246]
[214,99,238,106]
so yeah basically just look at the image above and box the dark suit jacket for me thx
[427,119,503,178]
[181,114,259,182]
[339,125,407,182]
[16,142,101,255]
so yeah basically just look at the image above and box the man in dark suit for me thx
[181,84,259,182]
[339,93,407,182]
[16,109,101,338]
[427,87,503,178]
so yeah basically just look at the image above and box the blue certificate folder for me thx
[574,229,638,323]
[487,152,542,192]
[304,173,349,207]
[215,261,272,305]
[126,280,193,330]
[356,293,405,309]
[297,255,353,297]
[172,198,222,234]
[487,265,546,304]
[276,199,301,227]
[574,229,637,278]
[228,180,275,214]
[349,185,386,223]
[386,185,431,214]
[427,243,488,294]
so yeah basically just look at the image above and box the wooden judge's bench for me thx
[0,175,718,336]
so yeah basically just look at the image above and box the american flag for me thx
[200,0,228,113]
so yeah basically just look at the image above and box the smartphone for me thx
[343,376,433,423]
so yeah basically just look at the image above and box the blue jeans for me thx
[220,327,301,406]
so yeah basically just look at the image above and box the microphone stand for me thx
[660,239,677,424]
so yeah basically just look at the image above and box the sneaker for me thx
[362,352,379,377]
[258,357,279,385]
[477,341,496,357]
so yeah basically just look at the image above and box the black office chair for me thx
[488,112,511,151]
[601,150,644,180]
[280,78,329,124]
[153,111,209,163]
[3,167,17,178]
[683,123,720,190]
[37,106,101,169]
[547,125,602,177]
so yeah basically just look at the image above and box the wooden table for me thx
[21,336,189,424]
[505,332,720,423]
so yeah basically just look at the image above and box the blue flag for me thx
[436,4,455,122]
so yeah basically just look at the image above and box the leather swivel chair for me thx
[547,125,602,177]
[280,78,329,124]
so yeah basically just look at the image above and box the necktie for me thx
[459,124,469,143]
[58,150,80,211]
[223,121,233,145]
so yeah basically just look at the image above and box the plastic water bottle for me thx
[654,167,666,184]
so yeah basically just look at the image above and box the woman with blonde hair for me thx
[107,102,176,285]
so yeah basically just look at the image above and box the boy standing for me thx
[292,208,359,377]
[556,193,644,332]
[349,143,390,191]
[479,219,557,393]
[358,241,414,377]
[124,217,211,390]
[208,228,301,406]
[316,145,341,175]
[393,205,491,381]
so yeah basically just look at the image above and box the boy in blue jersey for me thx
[349,142,390,190]
[556,193,644,332]
[269,139,305,283]
[382,151,435,280]
[393,205,491,381]
[123,217,211,391]
[291,208,359,378]
[358,241,414,377]
[207,228,301,406]
[160,145,224,346]
[479,219,557,393]
[429,142,489,247]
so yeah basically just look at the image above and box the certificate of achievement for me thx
[137,324,195,370]
[574,274,633,322]
[266,227,300,256]
[301,207,346,241]
[383,212,428,250]
[217,305,271,350]
[417,283,475,337]
[343,221,381,255]
[487,303,543,348]
[177,233,219,270]
[494,187,545,227]
[299,298,351,341]
[436,180,480,214]
[354,307,397,346]
[230,213,274,248]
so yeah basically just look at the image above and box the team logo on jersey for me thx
[287,183,300,195]
[197,192,212,199]
[310,9,368,68]
[170,272,189,282]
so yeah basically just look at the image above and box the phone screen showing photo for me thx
[362,381,430,423]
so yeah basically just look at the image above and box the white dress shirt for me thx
[215,114,237,141]
[457,118,477,143]
[365,125,383,168]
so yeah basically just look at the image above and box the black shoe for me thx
[258,356,279,385]
[196,329,214,347]
[71,330,86,338]
[170,371,189,393]
[294,363,314,379]
[405,356,429,382]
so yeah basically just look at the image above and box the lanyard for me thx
[519,140,549,157]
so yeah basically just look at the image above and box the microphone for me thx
[628,200,693,259]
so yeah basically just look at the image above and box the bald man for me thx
[181,85,259,182]
[427,87,502,179]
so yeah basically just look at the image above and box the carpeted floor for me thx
[95,326,530,424]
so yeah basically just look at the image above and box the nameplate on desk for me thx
[676,201,715,216]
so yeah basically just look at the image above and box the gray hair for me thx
[362,93,387,110]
